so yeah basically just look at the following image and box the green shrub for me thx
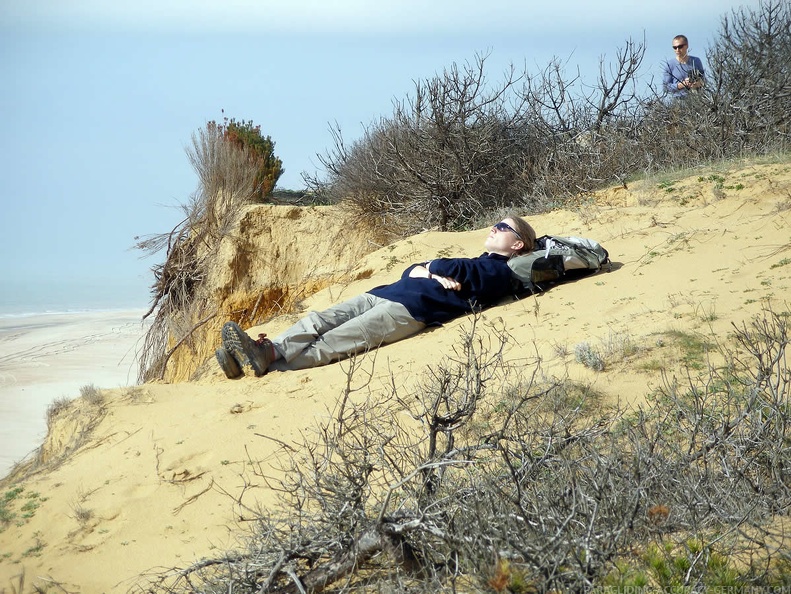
[210,117,284,200]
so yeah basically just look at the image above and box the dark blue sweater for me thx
[367,253,513,325]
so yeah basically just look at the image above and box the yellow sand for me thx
[1,158,790,593]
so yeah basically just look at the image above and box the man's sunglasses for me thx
[493,221,522,240]
[672,44,687,50]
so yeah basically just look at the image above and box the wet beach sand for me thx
[0,310,146,477]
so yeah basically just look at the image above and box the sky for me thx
[0,0,758,313]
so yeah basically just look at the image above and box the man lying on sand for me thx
[215,215,536,378]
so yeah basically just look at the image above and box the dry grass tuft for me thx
[79,384,103,406]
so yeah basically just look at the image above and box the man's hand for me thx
[679,77,703,90]
[409,265,462,290]
[431,274,462,291]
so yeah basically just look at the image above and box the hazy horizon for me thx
[0,276,150,316]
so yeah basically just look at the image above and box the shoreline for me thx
[0,308,148,478]
[0,305,148,319]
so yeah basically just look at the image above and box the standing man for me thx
[663,35,706,98]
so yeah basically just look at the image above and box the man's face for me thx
[485,218,524,256]
[673,38,688,59]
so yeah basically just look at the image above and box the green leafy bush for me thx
[210,117,284,200]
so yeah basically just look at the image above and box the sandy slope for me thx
[1,158,789,593]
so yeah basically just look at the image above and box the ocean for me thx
[0,295,150,478]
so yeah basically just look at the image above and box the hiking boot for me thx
[215,347,243,379]
[221,321,274,377]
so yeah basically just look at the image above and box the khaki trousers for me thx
[269,293,426,371]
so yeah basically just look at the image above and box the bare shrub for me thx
[705,0,791,153]
[519,38,647,200]
[312,42,651,234]
[311,52,535,234]
[139,305,790,592]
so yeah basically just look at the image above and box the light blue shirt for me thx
[663,55,705,97]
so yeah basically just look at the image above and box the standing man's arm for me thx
[663,61,679,93]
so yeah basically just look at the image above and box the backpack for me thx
[508,235,610,295]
